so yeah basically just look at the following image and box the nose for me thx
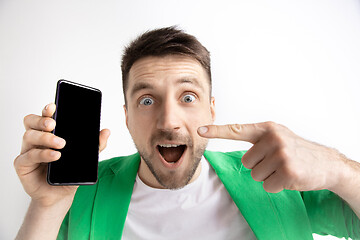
[156,99,182,131]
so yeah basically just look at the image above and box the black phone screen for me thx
[47,80,102,185]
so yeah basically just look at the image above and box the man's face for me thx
[124,55,215,189]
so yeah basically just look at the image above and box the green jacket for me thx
[58,151,360,240]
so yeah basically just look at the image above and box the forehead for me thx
[128,55,209,91]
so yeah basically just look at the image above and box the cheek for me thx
[187,105,213,126]
[185,109,213,138]
[127,113,151,140]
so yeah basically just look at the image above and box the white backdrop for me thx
[1,0,359,239]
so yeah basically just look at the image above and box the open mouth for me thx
[157,144,187,164]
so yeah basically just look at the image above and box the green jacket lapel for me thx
[204,150,287,239]
[91,153,141,240]
[204,150,313,240]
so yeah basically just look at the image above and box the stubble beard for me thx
[134,130,208,190]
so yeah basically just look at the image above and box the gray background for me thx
[1,0,359,239]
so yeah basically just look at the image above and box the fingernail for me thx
[44,104,49,110]
[50,151,60,158]
[54,138,66,146]
[198,126,208,134]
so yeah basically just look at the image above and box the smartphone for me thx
[47,80,102,185]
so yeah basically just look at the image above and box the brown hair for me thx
[121,26,211,106]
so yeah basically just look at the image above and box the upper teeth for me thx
[159,144,181,148]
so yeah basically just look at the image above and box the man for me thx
[14,27,360,239]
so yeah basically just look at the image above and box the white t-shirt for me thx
[122,156,256,240]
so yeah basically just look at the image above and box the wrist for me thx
[326,153,360,219]
[30,197,72,215]
[15,198,73,240]
[327,151,354,196]
[32,192,75,209]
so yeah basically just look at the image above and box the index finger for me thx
[24,103,56,131]
[197,123,267,143]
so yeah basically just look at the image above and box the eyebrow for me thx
[130,82,154,97]
[130,77,205,97]
[176,78,204,91]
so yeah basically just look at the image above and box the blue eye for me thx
[139,97,154,106]
[182,94,196,103]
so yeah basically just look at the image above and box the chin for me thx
[135,132,208,189]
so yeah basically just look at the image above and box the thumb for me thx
[99,128,111,153]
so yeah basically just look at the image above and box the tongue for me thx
[159,146,185,163]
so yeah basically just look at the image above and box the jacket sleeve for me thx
[301,189,360,239]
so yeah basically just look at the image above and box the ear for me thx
[210,96,216,123]
[123,104,129,129]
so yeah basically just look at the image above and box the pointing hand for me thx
[198,122,344,193]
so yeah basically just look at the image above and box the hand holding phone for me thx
[14,81,108,240]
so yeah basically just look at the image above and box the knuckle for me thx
[242,157,254,169]
[23,114,33,125]
[40,149,50,160]
[241,155,249,168]
[228,124,241,135]
[251,169,261,182]
[39,133,50,144]
[281,165,299,180]
[267,130,286,148]
[13,155,24,175]
[13,155,20,168]
[39,117,46,128]
[276,148,290,162]
[267,131,282,144]
[42,117,55,131]
[262,181,272,192]
[262,182,270,192]
[23,130,32,142]
[265,121,278,131]
[263,183,282,193]
[242,161,250,169]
